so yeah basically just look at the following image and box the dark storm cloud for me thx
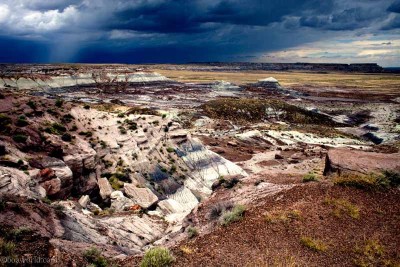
[388,0,400,13]
[0,0,398,64]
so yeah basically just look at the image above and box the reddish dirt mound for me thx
[160,183,400,267]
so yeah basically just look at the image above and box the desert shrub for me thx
[220,205,246,226]
[166,147,174,153]
[382,170,400,187]
[55,98,64,107]
[61,133,72,142]
[41,197,52,204]
[13,134,27,143]
[83,247,108,267]
[169,165,177,174]
[27,100,36,110]
[45,123,67,135]
[0,238,16,257]
[83,104,90,109]
[333,171,400,189]
[324,198,360,219]
[209,202,233,220]
[109,176,123,190]
[300,236,328,252]
[61,114,74,123]
[0,114,12,133]
[140,247,174,267]
[303,172,318,182]
[117,113,125,118]
[79,131,93,137]
[187,227,198,239]
[119,126,127,134]
[16,116,29,127]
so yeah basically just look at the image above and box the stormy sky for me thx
[0,0,399,66]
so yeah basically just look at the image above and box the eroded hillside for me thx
[0,65,399,266]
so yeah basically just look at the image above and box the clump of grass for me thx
[83,247,108,267]
[300,236,328,252]
[324,198,360,219]
[220,205,246,226]
[302,172,318,182]
[353,239,396,267]
[180,246,193,255]
[265,209,301,224]
[333,171,400,189]
[140,247,174,267]
[187,227,198,239]
[10,226,32,240]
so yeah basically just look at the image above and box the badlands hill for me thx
[0,65,399,266]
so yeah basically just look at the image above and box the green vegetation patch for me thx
[45,122,67,135]
[83,247,108,267]
[303,172,318,182]
[13,134,27,143]
[220,204,246,226]
[140,247,175,267]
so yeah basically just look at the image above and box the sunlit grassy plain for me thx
[152,68,400,96]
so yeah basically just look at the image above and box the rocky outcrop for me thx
[34,157,73,198]
[324,148,400,175]
[0,71,169,90]
[124,184,158,209]
[0,167,35,197]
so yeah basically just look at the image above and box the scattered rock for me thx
[98,178,113,199]
[124,184,158,209]
[78,195,90,208]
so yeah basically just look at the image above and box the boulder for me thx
[110,191,135,212]
[124,184,158,209]
[324,148,400,175]
[41,178,62,196]
[98,178,113,199]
